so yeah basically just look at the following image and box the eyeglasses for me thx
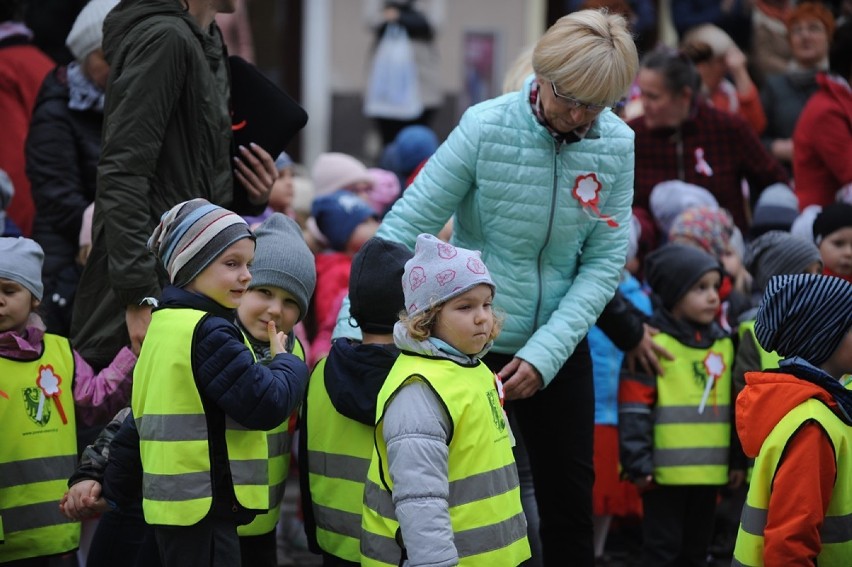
[550,81,608,113]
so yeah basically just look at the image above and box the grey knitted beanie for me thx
[251,213,316,322]
[403,234,494,316]
[147,199,254,288]
[744,231,822,291]
[0,237,44,300]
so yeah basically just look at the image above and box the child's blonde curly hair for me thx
[398,303,505,343]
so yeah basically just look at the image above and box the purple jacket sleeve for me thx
[73,346,137,427]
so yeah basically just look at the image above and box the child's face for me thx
[432,284,495,355]
[819,227,852,276]
[720,247,743,279]
[184,239,254,309]
[823,327,852,380]
[238,286,301,341]
[345,218,380,255]
[269,168,294,213]
[0,278,38,333]
[672,271,721,326]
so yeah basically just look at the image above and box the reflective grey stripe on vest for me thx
[362,526,401,564]
[365,478,397,519]
[3,500,72,533]
[655,405,730,424]
[314,502,362,539]
[136,414,208,441]
[268,430,290,505]
[455,511,528,558]
[0,455,77,489]
[740,503,852,544]
[142,471,212,501]
[363,463,523,558]
[230,459,268,486]
[361,506,527,561]
[653,446,729,467]
[307,450,371,483]
[268,430,290,457]
[365,463,520,518]
[448,462,519,507]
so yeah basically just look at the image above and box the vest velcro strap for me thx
[136,414,208,441]
[448,463,520,507]
[654,446,729,467]
[656,405,731,424]
[0,455,77,489]
[3,500,72,533]
[307,450,371,483]
[143,471,212,501]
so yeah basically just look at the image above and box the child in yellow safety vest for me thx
[732,274,852,566]
[299,236,411,567]
[128,199,309,566]
[0,237,136,564]
[58,211,316,567]
[360,234,530,567]
[618,242,743,567]
[231,212,316,566]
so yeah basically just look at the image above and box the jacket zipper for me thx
[533,140,561,330]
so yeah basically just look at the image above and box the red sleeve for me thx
[737,83,767,136]
[763,421,836,566]
[808,102,852,186]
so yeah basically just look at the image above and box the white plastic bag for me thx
[363,23,423,120]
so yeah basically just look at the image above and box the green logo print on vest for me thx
[486,388,505,434]
[22,363,70,427]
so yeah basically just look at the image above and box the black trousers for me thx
[485,339,595,567]
[640,485,719,567]
[155,516,240,567]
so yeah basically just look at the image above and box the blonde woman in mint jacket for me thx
[336,10,637,565]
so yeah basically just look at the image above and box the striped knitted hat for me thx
[147,199,254,288]
[755,274,852,366]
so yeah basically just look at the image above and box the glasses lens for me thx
[551,81,605,112]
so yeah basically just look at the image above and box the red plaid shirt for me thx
[629,103,788,232]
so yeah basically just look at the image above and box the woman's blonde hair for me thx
[532,9,638,106]
[399,304,505,343]
[502,45,535,94]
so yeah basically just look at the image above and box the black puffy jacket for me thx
[25,66,102,334]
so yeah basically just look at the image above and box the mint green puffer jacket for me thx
[360,78,633,386]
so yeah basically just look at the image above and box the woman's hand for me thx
[125,304,153,356]
[625,323,675,377]
[499,357,543,400]
[234,143,277,205]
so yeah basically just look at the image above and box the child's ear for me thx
[31,297,41,311]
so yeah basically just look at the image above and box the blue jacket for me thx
[372,77,634,385]
[589,273,652,425]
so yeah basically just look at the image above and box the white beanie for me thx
[66,0,120,61]
[310,152,372,197]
